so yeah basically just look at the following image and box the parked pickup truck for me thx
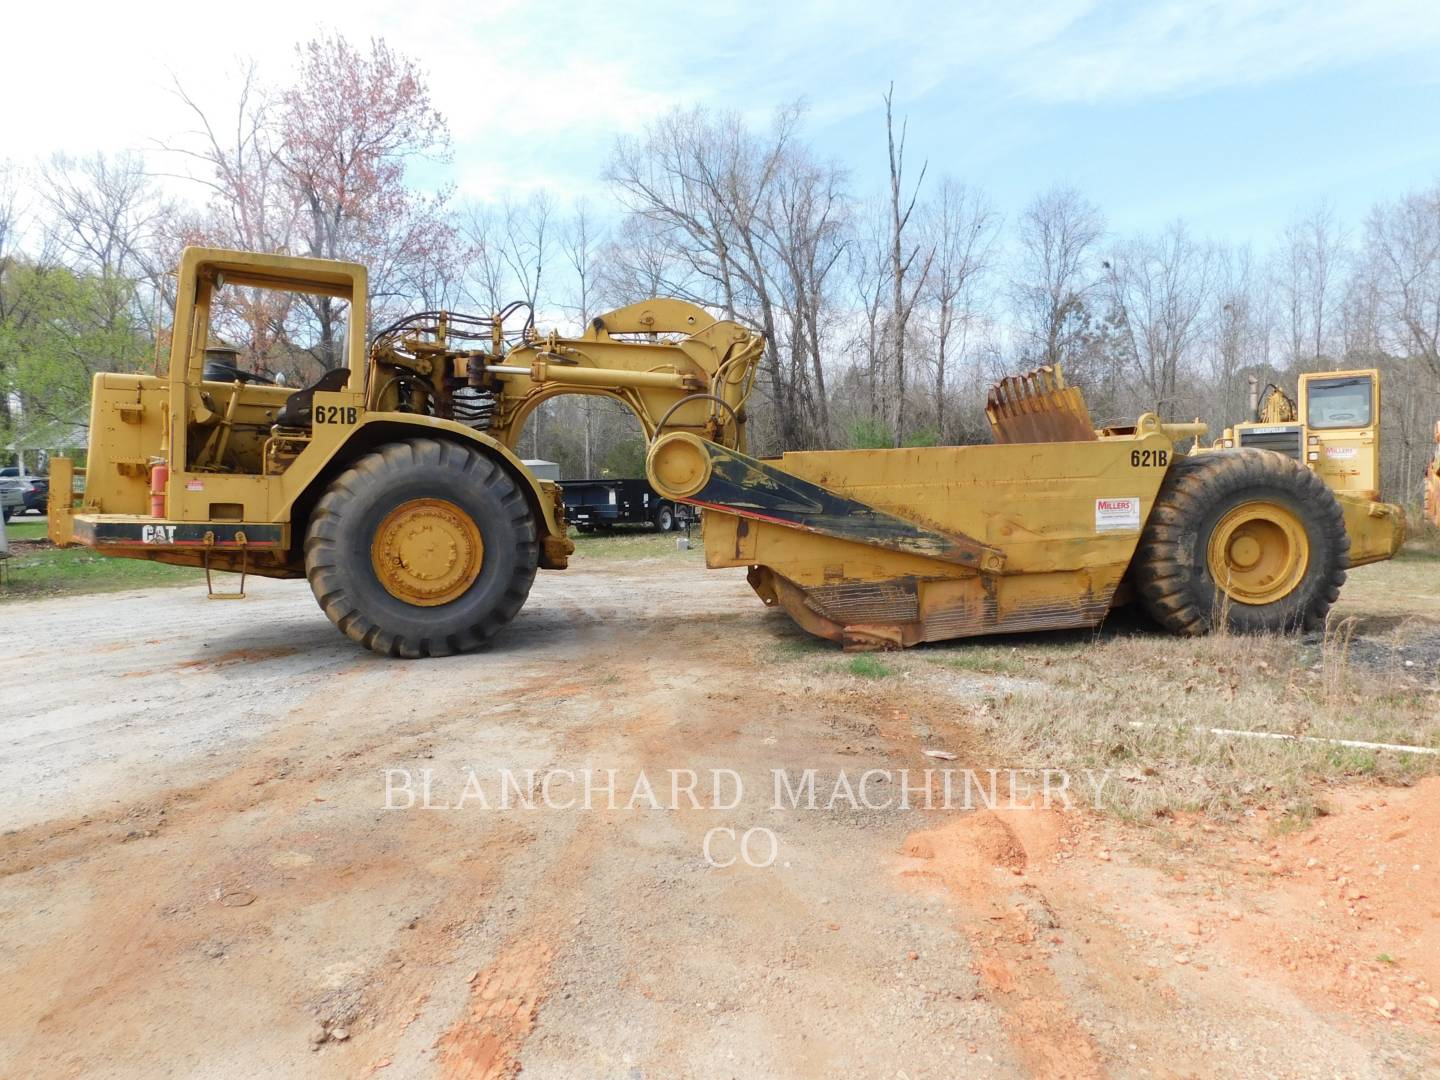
[560,477,692,533]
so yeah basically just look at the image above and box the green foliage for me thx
[848,418,893,449]
[846,654,895,679]
[0,260,151,446]
[601,436,647,478]
[930,649,1023,676]
[846,418,942,449]
[0,545,197,603]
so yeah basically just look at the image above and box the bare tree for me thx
[561,199,599,327]
[847,202,893,427]
[562,199,603,475]
[1105,220,1215,414]
[922,178,996,441]
[1209,243,1268,425]
[760,148,850,446]
[882,84,934,448]
[608,103,827,450]
[1278,201,1345,368]
[459,202,513,315]
[594,214,684,309]
[41,153,162,281]
[1011,186,1105,371]
[157,62,300,367]
[1367,182,1440,378]
[493,191,557,454]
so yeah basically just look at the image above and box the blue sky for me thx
[8,0,1440,245]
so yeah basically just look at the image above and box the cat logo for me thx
[142,524,177,544]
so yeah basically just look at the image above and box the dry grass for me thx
[764,552,1440,825]
[965,621,1440,825]
[1404,505,1440,557]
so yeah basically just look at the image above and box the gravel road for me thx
[1,558,1435,1078]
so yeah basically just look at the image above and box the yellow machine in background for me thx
[51,248,1400,655]
[1211,370,1402,566]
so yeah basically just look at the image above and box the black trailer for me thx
[560,477,693,533]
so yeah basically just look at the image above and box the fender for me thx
[282,411,573,569]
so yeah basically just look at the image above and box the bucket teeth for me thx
[985,364,1096,444]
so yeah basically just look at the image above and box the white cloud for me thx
[3,0,1436,213]
[1007,0,1440,104]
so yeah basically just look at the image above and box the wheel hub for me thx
[371,498,483,606]
[1206,501,1309,605]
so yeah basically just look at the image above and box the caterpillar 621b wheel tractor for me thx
[50,248,1406,655]
[47,248,762,657]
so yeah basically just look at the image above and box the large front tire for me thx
[304,439,538,657]
[1134,448,1348,635]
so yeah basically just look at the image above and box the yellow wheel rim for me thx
[1206,501,1309,606]
[371,498,483,607]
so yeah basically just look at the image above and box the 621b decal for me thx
[315,405,358,425]
[1130,448,1169,468]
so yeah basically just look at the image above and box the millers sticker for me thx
[1095,497,1141,533]
[1324,446,1358,459]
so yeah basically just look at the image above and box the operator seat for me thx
[274,368,352,428]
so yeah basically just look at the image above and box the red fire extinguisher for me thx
[150,463,169,518]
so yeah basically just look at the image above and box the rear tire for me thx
[304,439,538,657]
[1134,448,1348,635]
[655,504,675,532]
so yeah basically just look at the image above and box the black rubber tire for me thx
[304,439,538,658]
[1134,448,1348,635]
[655,504,675,532]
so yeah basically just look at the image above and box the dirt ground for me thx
[1,553,1438,1079]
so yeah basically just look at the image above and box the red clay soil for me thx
[1224,778,1440,1027]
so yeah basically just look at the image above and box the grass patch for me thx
[567,526,705,563]
[927,646,1026,677]
[1332,540,1440,621]
[845,654,895,679]
[1,544,198,602]
[4,518,48,542]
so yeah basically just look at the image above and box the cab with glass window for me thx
[1207,367,1402,566]
[1299,370,1380,501]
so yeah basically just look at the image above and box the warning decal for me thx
[1095,497,1141,533]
